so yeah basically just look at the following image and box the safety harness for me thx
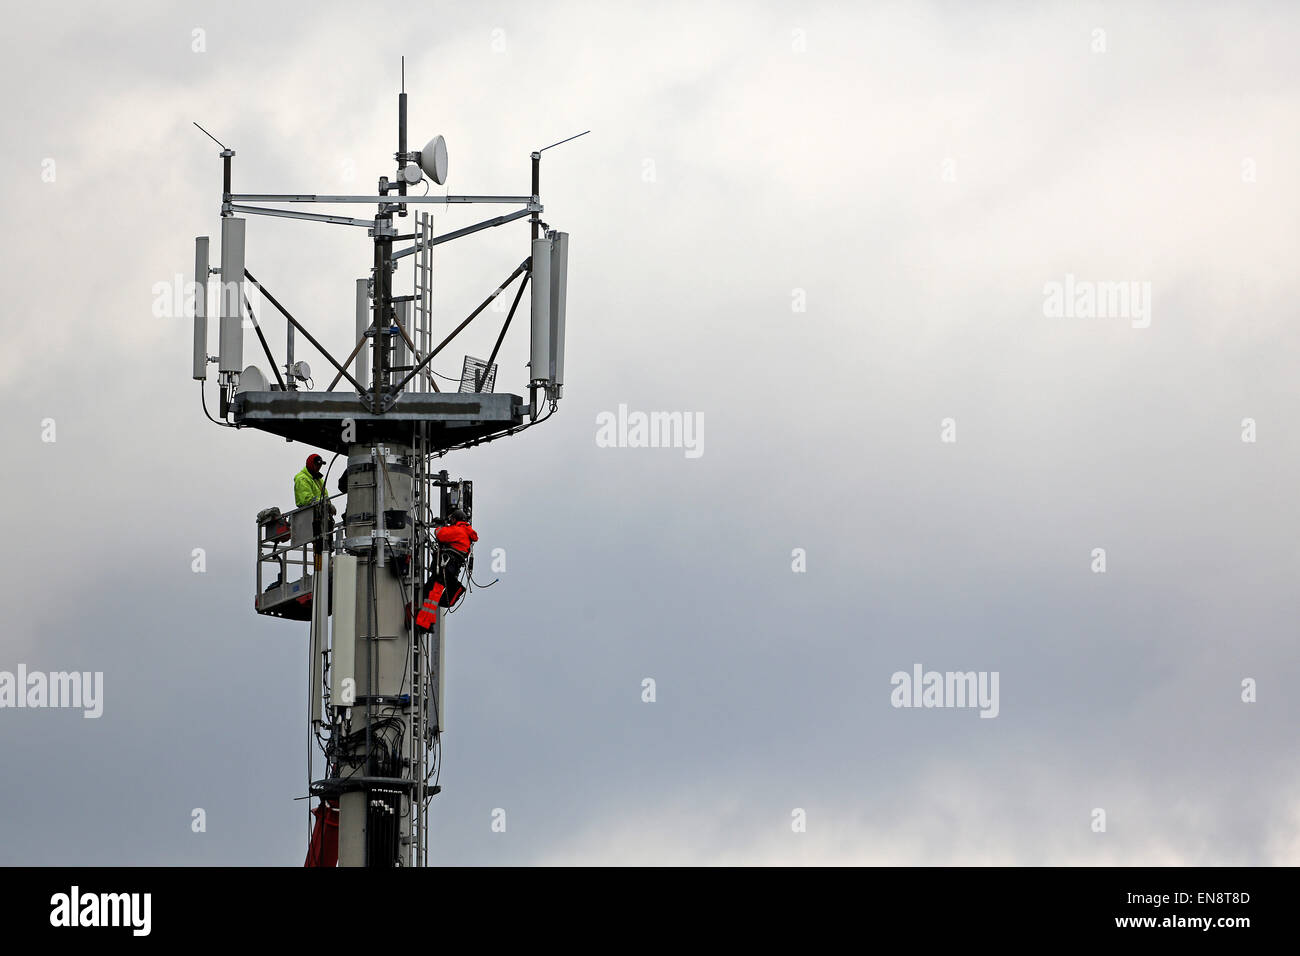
[414,540,473,631]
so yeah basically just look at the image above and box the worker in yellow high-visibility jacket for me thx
[295,454,329,507]
[294,453,334,572]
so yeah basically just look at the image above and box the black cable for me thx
[432,399,557,459]
[389,543,412,698]
[322,452,342,492]
[443,544,473,614]
[314,650,334,755]
[305,452,342,774]
[313,715,331,753]
[366,556,377,775]
[199,380,236,428]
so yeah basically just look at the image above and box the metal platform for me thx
[255,502,331,620]
[231,390,526,453]
[256,574,316,620]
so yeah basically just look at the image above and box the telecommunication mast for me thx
[191,67,576,866]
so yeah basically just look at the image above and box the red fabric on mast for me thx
[304,799,339,867]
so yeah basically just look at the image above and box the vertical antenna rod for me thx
[398,57,408,202]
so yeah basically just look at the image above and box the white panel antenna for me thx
[193,237,209,380]
[547,232,569,400]
[217,217,246,373]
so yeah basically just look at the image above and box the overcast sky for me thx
[1,0,1298,865]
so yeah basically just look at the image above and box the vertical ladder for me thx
[409,430,427,866]
[401,212,441,865]
[405,431,440,867]
[408,211,435,864]
[413,212,434,393]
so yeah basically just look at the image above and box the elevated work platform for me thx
[255,502,331,620]
[231,390,526,454]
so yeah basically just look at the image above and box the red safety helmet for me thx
[306,454,325,469]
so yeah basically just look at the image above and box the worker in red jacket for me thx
[434,509,478,556]
[415,509,478,629]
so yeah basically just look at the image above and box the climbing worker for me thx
[434,508,477,604]
[414,509,478,630]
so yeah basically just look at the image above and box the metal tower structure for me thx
[191,71,575,867]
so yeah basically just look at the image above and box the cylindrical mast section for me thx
[221,149,234,213]
[528,151,542,417]
[398,90,408,201]
[336,441,416,867]
[530,237,552,388]
[371,233,392,412]
[530,151,540,240]
[285,321,296,390]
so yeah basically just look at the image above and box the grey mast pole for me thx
[339,75,422,868]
